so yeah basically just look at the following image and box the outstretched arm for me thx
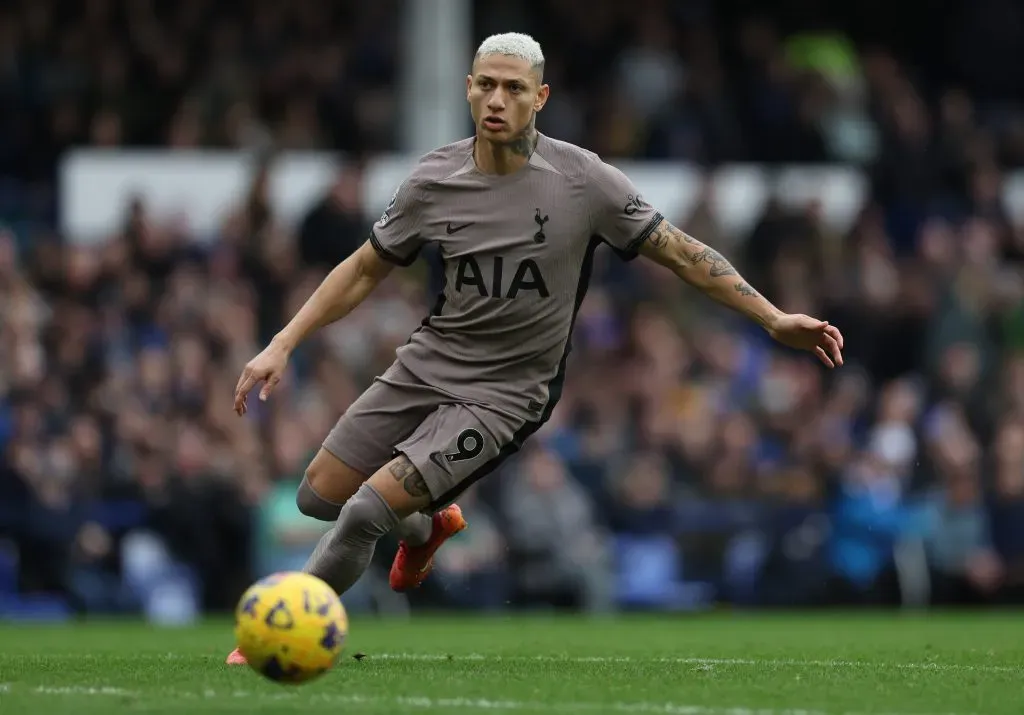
[638,219,844,367]
[234,240,393,413]
[639,219,779,330]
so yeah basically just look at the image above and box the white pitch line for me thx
[0,684,973,715]
[33,686,134,696]
[367,652,1020,674]
[9,651,1019,674]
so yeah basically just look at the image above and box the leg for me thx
[386,404,523,591]
[296,447,435,544]
[299,368,443,541]
[304,402,521,597]
[375,454,437,517]
[295,448,365,520]
[301,454,433,596]
[230,368,437,666]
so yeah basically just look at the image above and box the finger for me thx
[234,376,254,403]
[259,374,280,402]
[824,324,844,350]
[822,334,843,366]
[234,374,258,411]
[235,365,252,391]
[814,346,835,368]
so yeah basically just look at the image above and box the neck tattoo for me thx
[508,126,539,159]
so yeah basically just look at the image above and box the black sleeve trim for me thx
[614,212,665,262]
[369,229,419,267]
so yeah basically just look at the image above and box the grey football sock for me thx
[394,512,433,547]
[295,476,343,521]
[303,483,399,595]
[298,473,430,544]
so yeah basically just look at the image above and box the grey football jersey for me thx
[369,133,663,425]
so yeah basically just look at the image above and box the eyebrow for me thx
[476,74,527,84]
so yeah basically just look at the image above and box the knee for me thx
[303,458,333,498]
[299,450,366,513]
[296,473,343,521]
[334,484,400,541]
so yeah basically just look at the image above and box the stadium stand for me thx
[3,0,1024,618]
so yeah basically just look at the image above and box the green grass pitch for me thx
[0,613,1020,714]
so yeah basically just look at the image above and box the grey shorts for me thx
[322,362,527,512]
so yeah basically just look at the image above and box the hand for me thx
[767,314,845,368]
[234,340,291,415]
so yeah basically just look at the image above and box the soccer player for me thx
[227,32,843,664]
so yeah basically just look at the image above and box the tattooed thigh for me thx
[388,455,431,498]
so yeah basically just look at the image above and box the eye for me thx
[509,84,523,94]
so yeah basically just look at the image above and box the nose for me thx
[486,90,505,111]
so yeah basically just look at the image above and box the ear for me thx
[534,84,550,112]
[466,74,473,102]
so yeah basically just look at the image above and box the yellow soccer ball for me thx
[233,571,348,684]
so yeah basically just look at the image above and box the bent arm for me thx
[638,219,782,332]
[273,240,394,351]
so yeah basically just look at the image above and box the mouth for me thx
[483,116,506,131]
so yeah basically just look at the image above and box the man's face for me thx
[467,54,549,142]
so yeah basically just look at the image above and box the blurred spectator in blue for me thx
[607,452,675,536]
[826,448,923,606]
[607,452,714,610]
[823,378,927,606]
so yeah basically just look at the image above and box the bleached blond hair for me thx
[474,32,545,80]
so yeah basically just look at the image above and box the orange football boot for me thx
[389,504,467,591]
[226,647,247,666]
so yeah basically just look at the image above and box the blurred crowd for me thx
[4,0,1024,618]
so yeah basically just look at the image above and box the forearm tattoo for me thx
[734,281,760,297]
[646,219,773,323]
[690,246,739,278]
[389,455,431,498]
[647,220,739,278]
